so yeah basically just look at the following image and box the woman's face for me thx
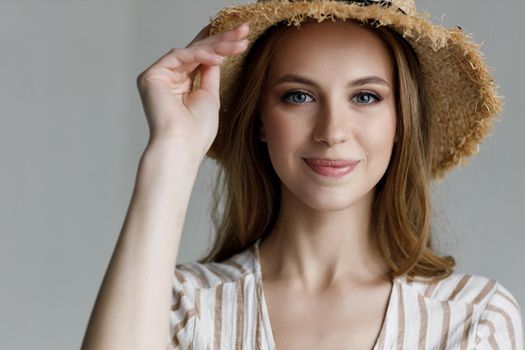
[259,20,397,211]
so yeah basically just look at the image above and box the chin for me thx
[294,187,367,212]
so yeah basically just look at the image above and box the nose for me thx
[312,100,351,147]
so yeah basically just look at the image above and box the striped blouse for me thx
[168,238,524,349]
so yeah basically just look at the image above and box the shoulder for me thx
[168,245,258,349]
[398,272,523,349]
[399,272,500,305]
[472,278,523,350]
[174,244,257,290]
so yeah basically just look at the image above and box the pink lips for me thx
[303,158,359,178]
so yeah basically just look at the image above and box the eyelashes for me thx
[281,90,313,104]
[280,90,383,106]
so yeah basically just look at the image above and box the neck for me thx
[258,185,390,293]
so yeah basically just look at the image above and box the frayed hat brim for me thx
[205,1,503,180]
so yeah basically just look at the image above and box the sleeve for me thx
[474,281,524,350]
[166,265,199,350]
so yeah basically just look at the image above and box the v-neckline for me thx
[253,237,398,350]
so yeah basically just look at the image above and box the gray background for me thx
[0,1,523,349]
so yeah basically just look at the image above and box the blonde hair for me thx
[197,19,455,281]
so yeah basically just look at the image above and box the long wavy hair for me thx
[197,18,455,281]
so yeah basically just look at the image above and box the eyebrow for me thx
[273,74,391,88]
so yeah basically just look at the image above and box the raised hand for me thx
[136,22,250,156]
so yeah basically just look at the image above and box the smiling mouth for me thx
[303,158,360,167]
[303,158,360,178]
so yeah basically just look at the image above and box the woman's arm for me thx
[80,20,250,350]
[80,141,203,350]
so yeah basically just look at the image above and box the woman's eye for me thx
[281,91,314,104]
[281,91,381,105]
[353,92,381,105]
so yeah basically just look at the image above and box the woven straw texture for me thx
[205,0,503,180]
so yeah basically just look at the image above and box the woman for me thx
[81,1,523,349]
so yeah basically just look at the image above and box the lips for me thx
[303,158,360,167]
[303,158,360,178]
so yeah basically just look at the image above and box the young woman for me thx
[81,1,523,349]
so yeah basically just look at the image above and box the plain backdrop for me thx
[0,1,523,349]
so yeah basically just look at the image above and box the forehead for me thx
[266,20,393,83]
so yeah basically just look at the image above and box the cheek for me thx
[262,112,312,181]
[264,114,306,154]
[357,112,396,162]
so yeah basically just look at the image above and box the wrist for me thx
[141,138,206,169]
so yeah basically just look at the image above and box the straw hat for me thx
[204,0,503,180]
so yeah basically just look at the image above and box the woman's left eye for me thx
[352,92,381,105]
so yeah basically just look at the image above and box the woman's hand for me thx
[136,22,249,156]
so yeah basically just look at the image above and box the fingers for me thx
[138,22,250,93]
[188,22,249,48]
[156,23,249,74]
[187,23,213,47]
[159,38,248,74]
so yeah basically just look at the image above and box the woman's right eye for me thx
[281,90,314,105]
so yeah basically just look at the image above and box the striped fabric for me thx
[168,238,524,349]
